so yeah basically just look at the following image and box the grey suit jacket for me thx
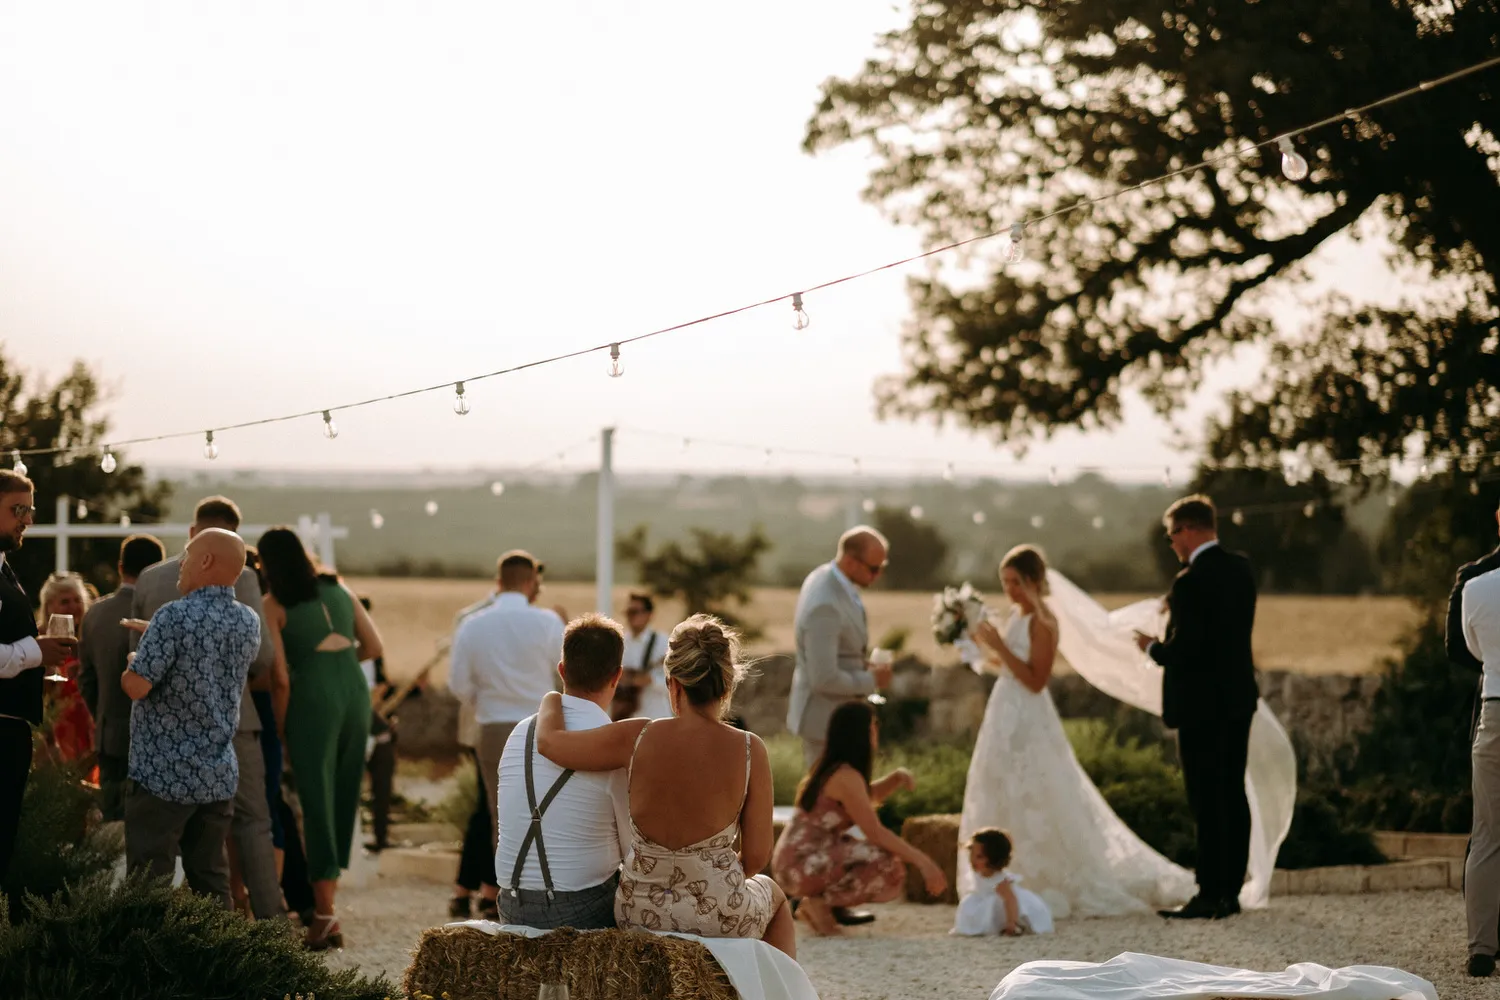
[131,555,275,733]
[786,562,874,741]
[79,586,137,758]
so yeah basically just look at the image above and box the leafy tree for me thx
[616,524,773,635]
[805,0,1500,474]
[0,350,171,598]
[1378,472,1500,600]
[871,505,951,591]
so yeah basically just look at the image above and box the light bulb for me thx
[490,481,505,497]
[1047,466,1059,487]
[852,457,862,476]
[75,500,87,520]
[1002,223,1026,264]
[1091,515,1106,530]
[972,510,987,525]
[10,451,26,477]
[791,292,810,331]
[942,462,956,482]
[910,505,924,520]
[100,451,117,474]
[763,448,773,467]
[681,438,691,452]
[1231,509,1246,526]
[203,431,218,460]
[1472,479,1482,496]
[322,410,338,439]
[119,513,131,527]
[1029,514,1045,529]
[861,498,876,513]
[1302,502,1316,518]
[1419,461,1431,481]
[1278,137,1309,182]
[424,500,439,516]
[1162,466,1173,488]
[370,509,385,529]
[608,343,624,378]
[453,382,470,415]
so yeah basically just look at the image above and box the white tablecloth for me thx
[990,953,1436,1000]
[449,920,820,1000]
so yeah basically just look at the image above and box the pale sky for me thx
[0,1,1399,483]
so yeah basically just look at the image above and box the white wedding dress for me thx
[957,608,1196,918]
[956,569,1298,917]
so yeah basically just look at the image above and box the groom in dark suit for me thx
[1134,495,1259,920]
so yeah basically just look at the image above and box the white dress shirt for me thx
[0,553,42,681]
[624,626,671,720]
[1188,539,1219,564]
[1464,568,1500,700]
[449,592,564,725]
[494,694,631,891]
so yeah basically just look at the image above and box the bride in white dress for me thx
[956,545,1197,919]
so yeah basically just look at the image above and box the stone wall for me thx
[395,654,1385,774]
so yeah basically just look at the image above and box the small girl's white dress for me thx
[952,871,1055,936]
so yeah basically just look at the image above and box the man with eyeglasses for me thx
[0,471,81,879]
[612,593,670,721]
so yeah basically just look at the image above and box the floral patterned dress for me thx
[770,786,905,907]
[615,725,776,938]
[45,653,96,777]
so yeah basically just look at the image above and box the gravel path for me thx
[324,877,1472,999]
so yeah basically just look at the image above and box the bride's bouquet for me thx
[931,582,988,645]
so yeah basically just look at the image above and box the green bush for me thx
[431,760,477,831]
[1276,786,1386,870]
[766,732,805,807]
[874,741,972,832]
[2,754,123,924]
[0,871,396,1000]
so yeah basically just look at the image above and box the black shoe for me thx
[789,897,800,915]
[1158,895,1219,920]
[448,896,472,919]
[477,896,499,921]
[1469,954,1496,978]
[363,840,387,853]
[1213,897,1241,919]
[831,906,876,926]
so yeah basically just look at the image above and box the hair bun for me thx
[664,614,745,712]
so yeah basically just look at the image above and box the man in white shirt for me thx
[495,613,630,928]
[616,592,671,720]
[1461,516,1500,978]
[448,551,565,871]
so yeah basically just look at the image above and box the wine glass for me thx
[537,984,569,1000]
[44,614,74,683]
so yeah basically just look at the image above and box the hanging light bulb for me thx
[1162,466,1174,488]
[10,451,26,477]
[942,462,956,482]
[100,450,117,474]
[681,438,692,452]
[1277,137,1309,182]
[910,505,924,520]
[424,500,439,516]
[1419,461,1432,481]
[453,382,470,415]
[75,500,87,520]
[791,292,810,331]
[607,343,624,378]
[1472,479,1482,496]
[972,510,987,525]
[861,498,877,513]
[119,513,131,527]
[852,457,862,476]
[1091,515,1106,530]
[1003,223,1026,264]
[763,448,773,467]
[1302,501,1317,518]
[490,481,505,497]
[1231,509,1246,526]
[203,431,218,460]
[322,410,338,439]
[1047,466,1059,487]
[1029,514,1045,529]
[370,509,385,529]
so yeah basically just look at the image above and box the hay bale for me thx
[901,813,960,904]
[403,924,739,1000]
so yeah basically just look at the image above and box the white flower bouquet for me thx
[931,582,988,645]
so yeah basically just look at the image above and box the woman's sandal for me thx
[795,898,842,936]
[303,913,344,951]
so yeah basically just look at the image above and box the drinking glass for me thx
[537,984,569,1000]
[44,614,74,683]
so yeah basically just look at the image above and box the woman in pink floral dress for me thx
[771,700,947,935]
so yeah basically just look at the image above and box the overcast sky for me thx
[0,1,1398,482]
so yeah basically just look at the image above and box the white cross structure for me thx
[29,498,349,575]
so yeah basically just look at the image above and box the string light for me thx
[1278,137,1310,182]
[1302,502,1317,518]
[119,513,131,527]
[424,500,439,516]
[1002,223,1025,264]
[322,411,338,439]
[681,438,692,452]
[943,462,956,482]
[1030,514,1045,529]
[1419,462,1432,481]
[1162,466,1174,488]
[852,457,862,476]
[862,498,877,513]
[791,293,810,331]
[10,451,26,477]
[203,431,218,460]
[1091,515,1105,530]
[972,511,987,525]
[607,344,624,378]
[75,500,87,520]
[370,509,385,529]
[100,451,117,474]
[1048,466,1060,487]
[490,481,505,497]
[910,505,924,519]
[764,448,774,467]
[1232,509,1246,526]
[453,382,470,416]
[1472,480,1482,496]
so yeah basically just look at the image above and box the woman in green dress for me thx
[258,527,383,950]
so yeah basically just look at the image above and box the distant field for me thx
[346,577,1422,685]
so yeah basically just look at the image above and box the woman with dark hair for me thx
[771,700,946,935]
[257,527,383,950]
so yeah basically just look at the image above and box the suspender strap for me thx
[641,630,658,673]
[509,718,575,898]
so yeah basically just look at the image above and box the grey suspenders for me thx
[508,718,575,899]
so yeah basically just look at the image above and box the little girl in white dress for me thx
[952,828,1054,936]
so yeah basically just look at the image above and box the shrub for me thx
[2,754,122,924]
[1275,786,1386,870]
[766,733,805,807]
[0,871,396,1000]
[874,741,972,832]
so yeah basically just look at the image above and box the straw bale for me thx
[901,813,960,904]
[403,924,738,1000]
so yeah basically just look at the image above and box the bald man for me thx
[122,528,263,908]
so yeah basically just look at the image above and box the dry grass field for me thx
[346,577,1423,686]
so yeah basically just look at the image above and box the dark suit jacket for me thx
[1447,545,1500,670]
[1148,544,1260,730]
[78,586,136,758]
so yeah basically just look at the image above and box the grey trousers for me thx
[1470,700,1500,958]
[98,753,128,823]
[124,780,234,909]
[497,872,619,930]
[477,721,521,854]
[232,728,286,920]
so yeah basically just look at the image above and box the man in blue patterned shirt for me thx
[122,528,261,908]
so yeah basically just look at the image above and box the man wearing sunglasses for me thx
[0,471,82,880]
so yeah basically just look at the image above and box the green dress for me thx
[281,579,371,881]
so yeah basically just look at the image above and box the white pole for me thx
[596,427,615,614]
[296,515,314,555]
[316,512,336,569]
[55,497,71,575]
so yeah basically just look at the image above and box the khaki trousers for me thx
[477,721,521,855]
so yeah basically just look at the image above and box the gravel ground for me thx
[323,877,1471,999]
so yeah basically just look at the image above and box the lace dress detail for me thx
[615,725,777,937]
[956,611,1195,918]
[771,792,905,907]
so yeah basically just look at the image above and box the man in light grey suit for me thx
[788,526,894,767]
[130,496,283,921]
[79,533,166,821]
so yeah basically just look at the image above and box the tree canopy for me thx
[806,0,1500,475]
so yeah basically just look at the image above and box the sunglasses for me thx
[8,503,37,521]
